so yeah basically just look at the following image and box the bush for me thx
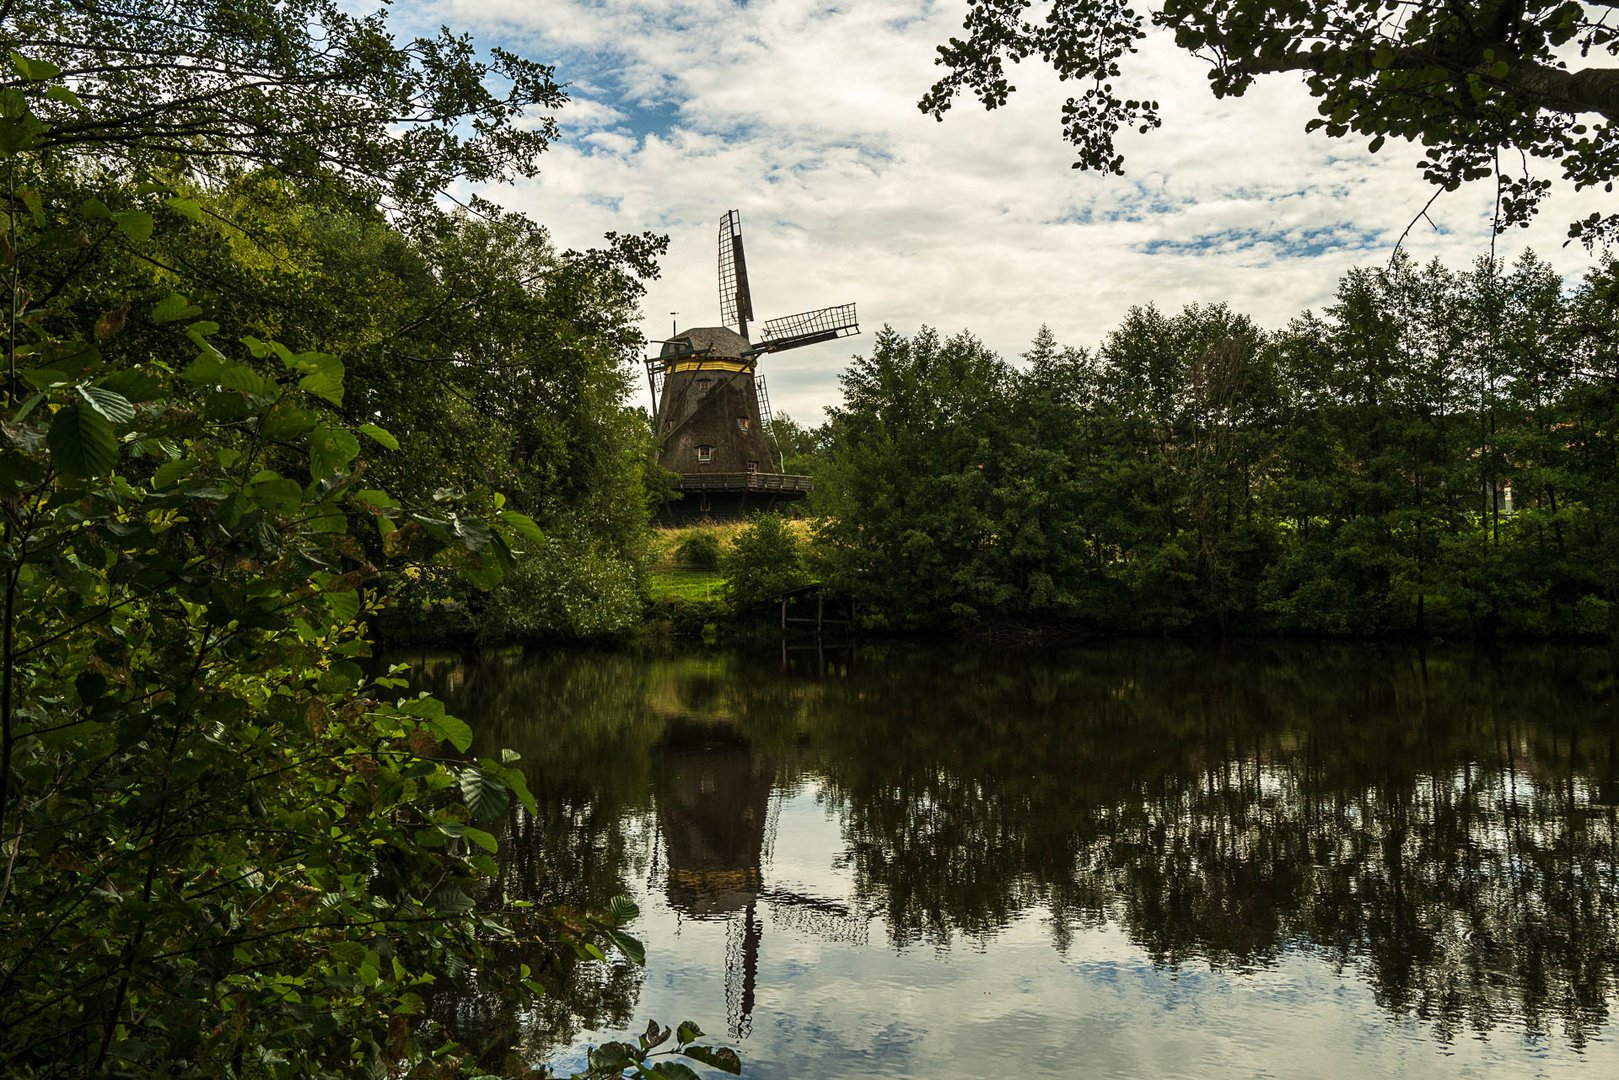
[721,513,810,613]
[480,535,644,643]
[676,530,722,568]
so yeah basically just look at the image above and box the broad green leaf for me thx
[501,764,537,815]
[262,398,318,440]
[457,767,508,820]
[98,369,162,401]
[292,351,344,405]
[358,423,397,450]
[676,1022,704,1045]
[151,458,197,489]
[152,293,202,325]
[217,362,272,397]
[352,489,398,509]
[425,713,473,753]
[46,402,116,476]
[462,827,498,854]
[608,895,639,924]
[325,590,362,625]
[309,424,360,480]
[604,929,645,966]
[77,384,135,425]
[449,514,493,552]
[10,51,62,81]
[298,371,344,406]
[45,84,80,108]
[179,352,227,384]
[588,1044,635,1073]
[248,476,303,512]
[19,368,72,390]
[111,209,153,243]
[429,885,475,914]
[16,186,42,225]
[10,392,43,424]
[497,509,544,545]
[305,503,348,533]
[164,196,202,221]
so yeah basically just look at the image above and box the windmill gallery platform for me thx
[648,211,858,524]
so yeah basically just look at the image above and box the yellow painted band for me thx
[665,359,752,374]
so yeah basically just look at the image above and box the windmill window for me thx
[737,416,750,431]
[695,378,712,392]
[747,460,758,473]
[696,445,713,463]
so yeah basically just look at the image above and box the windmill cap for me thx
[661,325,753,360]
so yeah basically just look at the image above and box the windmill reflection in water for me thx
[650,718,867,1039]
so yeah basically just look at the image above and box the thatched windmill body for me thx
[648,211,858,523]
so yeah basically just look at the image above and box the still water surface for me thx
[409,642,1619,1078]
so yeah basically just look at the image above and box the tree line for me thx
[794,253,1619,637]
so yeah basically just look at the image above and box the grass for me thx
[645,518,819,602]
[647,567,725,601]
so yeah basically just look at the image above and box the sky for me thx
[399,1,1612,422]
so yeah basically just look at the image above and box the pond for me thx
[405,641,1619,1078]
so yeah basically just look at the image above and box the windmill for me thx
[648,210,859,522]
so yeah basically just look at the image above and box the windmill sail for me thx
[758,303,859,353]
[718,209,754,339]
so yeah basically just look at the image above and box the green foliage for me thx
[574,1020,741,1079]
[0,234,545,1071]
[816,254,1619,639]
[815,327,1015,628]
[0,40,724,1080]
[922,1,1619,245]
[721,513,811,614]
[479,533,646,644]
[1,0,566,209]
[0,15,664,644]
[676,530,722,569]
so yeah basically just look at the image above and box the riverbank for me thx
[376,516,1619,651]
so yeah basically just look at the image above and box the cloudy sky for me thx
[401,1,1610,422]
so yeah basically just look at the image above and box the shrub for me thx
[721,513,810,613]
[676,529,722,569]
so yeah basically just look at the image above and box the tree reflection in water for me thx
[403,642,1619,1064]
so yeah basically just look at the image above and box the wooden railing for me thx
[676,472,813,494]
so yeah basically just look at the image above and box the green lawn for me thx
[647,567,725,601]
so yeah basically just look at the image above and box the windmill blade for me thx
[757,303,860,353]
[718,209,754,339]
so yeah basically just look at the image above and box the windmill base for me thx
[655,475,812,525]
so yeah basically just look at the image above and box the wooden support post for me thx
[781,594,787,631]
[816,590,824,634]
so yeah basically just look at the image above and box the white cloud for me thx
[405,1,1613,422]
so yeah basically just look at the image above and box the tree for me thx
[0,186,559,1069]
[0,24,733,1079]
[0,0,564,210]
[816,327,1017,627]
[721,513,810,614]
[921,1,1619,245]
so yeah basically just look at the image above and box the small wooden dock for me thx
[777,582,854,635]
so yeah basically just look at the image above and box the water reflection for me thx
[405,643,1619,1075]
